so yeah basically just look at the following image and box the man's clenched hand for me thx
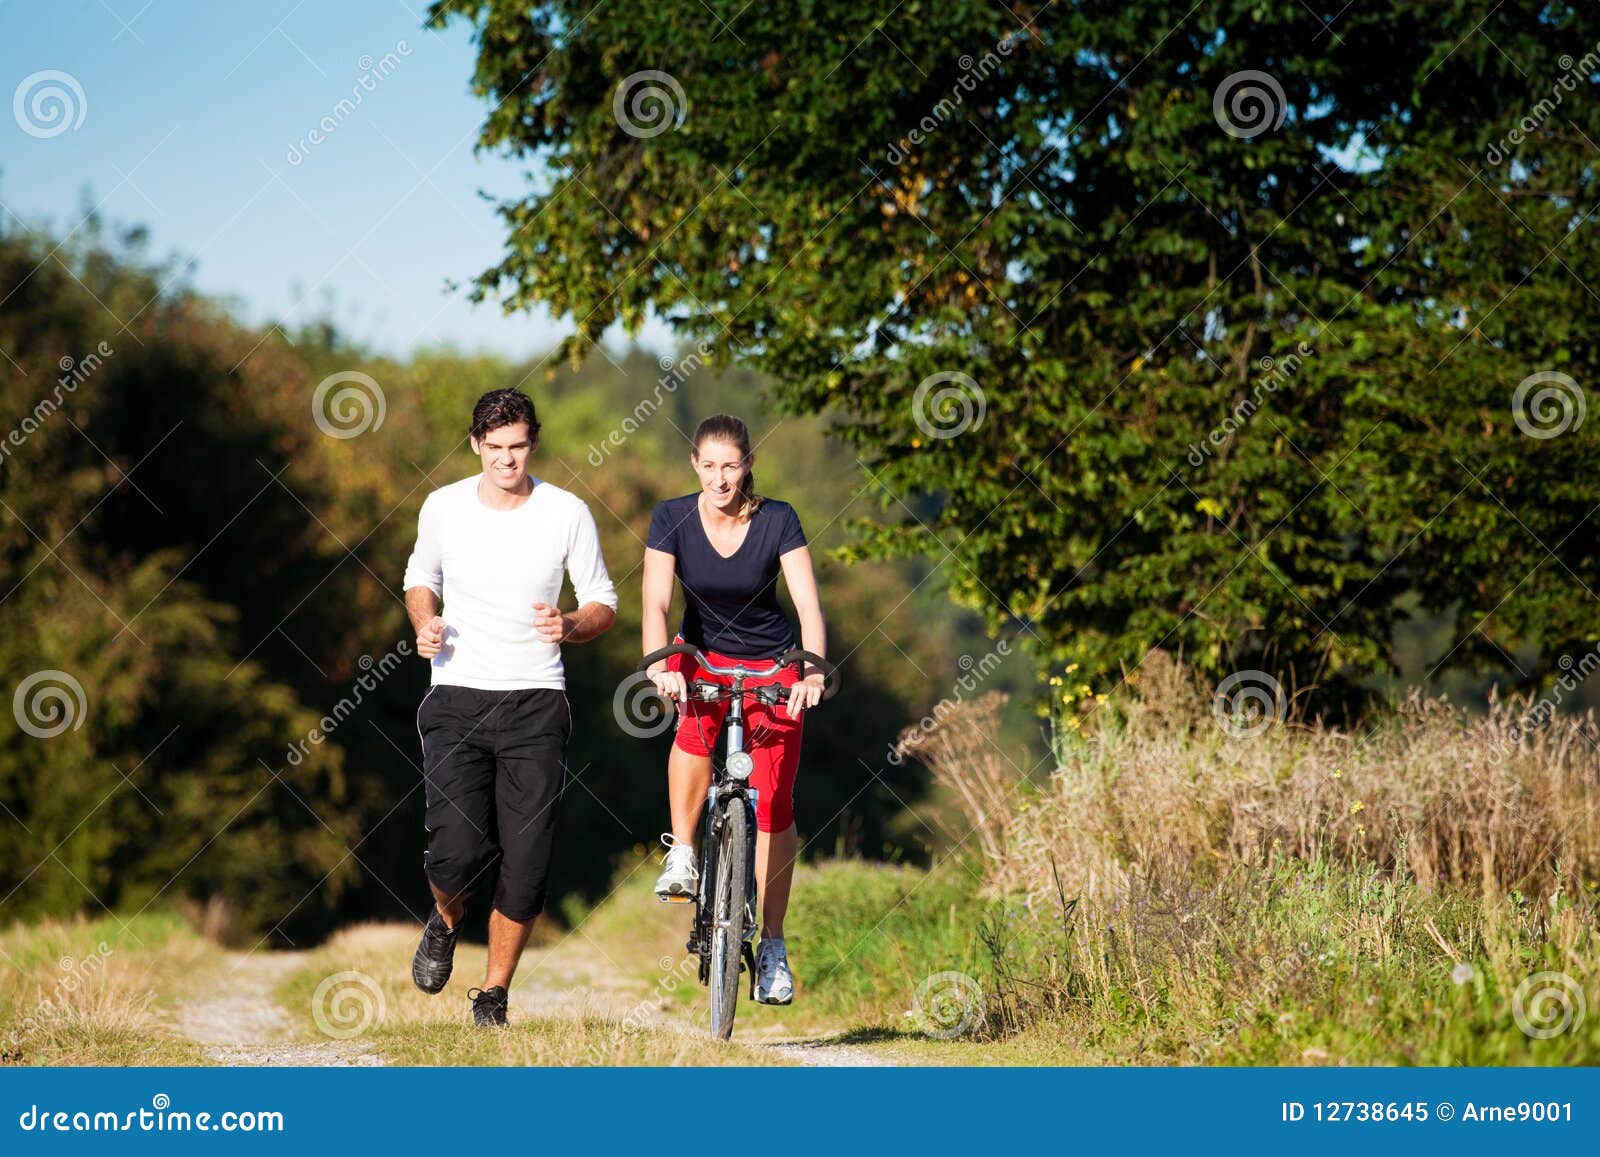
[532,602,568,644]
[416,615,446,658]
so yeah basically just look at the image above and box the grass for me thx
[0,910,216,1066]
[890,651,1600,1065]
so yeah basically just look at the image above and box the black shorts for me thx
[416,685,572,921]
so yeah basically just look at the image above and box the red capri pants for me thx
[666,640,804,832]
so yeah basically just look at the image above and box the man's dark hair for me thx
[470,389,542,443]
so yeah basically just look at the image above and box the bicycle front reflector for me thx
[727,750,755,779]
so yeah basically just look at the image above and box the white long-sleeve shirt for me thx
[401,474,618,690]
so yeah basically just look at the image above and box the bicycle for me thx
[636,642,839,1039]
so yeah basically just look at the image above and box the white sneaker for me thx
[754,938,794,1004]
[654,833,698,900]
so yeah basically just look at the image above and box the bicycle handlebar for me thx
[638,644,841,701]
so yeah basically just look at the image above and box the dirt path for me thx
[509,931,898,1066]
[175,951,386,1067]
[172,920,897,1067]
[761,1036,897,1066]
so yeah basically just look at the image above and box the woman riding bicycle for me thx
[642,413,828,1005]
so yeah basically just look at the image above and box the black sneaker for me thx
[411,908,459,994]
[469,985,509,1028]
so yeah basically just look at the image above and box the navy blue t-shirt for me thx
[646,494,808,659]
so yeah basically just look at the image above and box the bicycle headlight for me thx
[727,750,755,780]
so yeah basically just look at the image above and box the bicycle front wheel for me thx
[708,796,748,1040]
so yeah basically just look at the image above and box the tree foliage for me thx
[431,0,1600,704]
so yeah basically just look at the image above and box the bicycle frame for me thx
[635,643,837,1035]
[683,655,770,991]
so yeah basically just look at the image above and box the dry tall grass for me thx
[0,912,215,1065]
[894,652,1600,1063]
[901,652,1600,904]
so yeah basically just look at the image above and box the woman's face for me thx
[693,438,749,505]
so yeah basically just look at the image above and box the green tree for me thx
[0,224,362,942]
[431,0,1600,708]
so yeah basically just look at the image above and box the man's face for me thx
[472,421,534,491]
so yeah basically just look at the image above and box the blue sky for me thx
[0,0,673,358]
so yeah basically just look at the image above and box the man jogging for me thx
[402,388,617,1027]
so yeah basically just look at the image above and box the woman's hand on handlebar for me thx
[646,660,688,705]
[785,672,826,718]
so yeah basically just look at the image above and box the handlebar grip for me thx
[773,649,841,700]
[638,643,702,673]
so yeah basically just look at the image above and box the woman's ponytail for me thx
[737,468,761,521]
